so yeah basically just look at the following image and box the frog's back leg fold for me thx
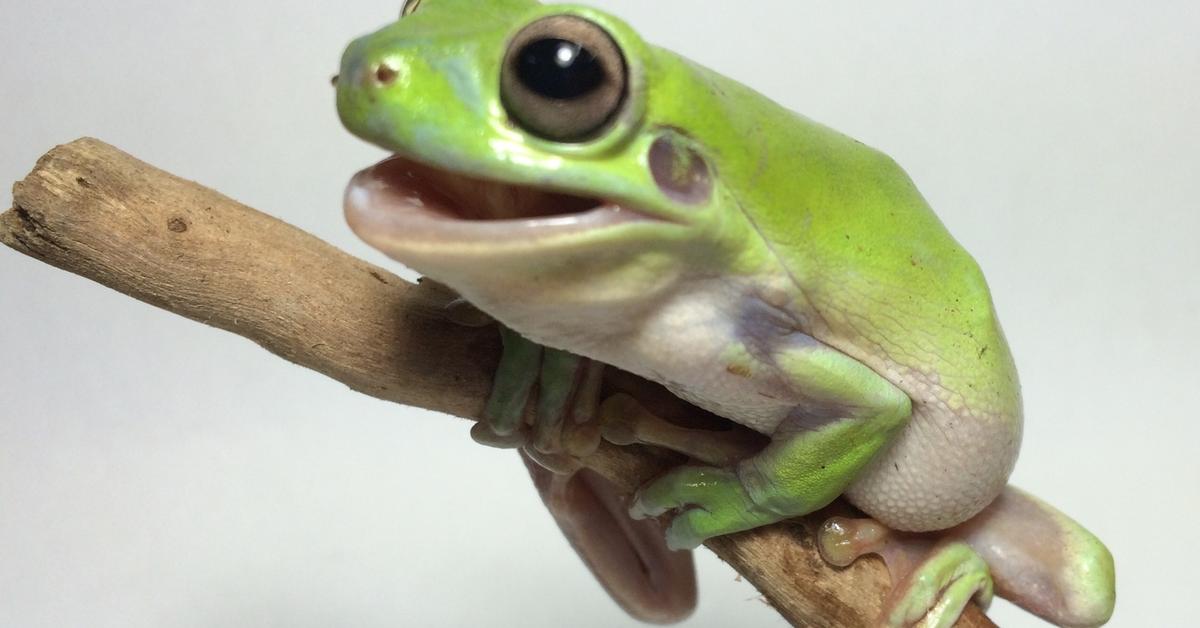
[950,486,1116,627]
[521,453,697,624]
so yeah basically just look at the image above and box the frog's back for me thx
[706,71,1024,529]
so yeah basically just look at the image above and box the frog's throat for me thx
[344,155,661,249]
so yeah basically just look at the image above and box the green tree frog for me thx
[335,1,1115,625]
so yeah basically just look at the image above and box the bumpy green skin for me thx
[341,0,1016,525]
[337,1,1111,625]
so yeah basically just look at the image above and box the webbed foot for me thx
[818,491,1117,628]
[472,324,698,621]
[471,325,604,467]
[886,542,993,628]
[819,517,992,628]
[629,465,783,550]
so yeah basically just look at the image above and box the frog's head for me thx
[338,0,763,335]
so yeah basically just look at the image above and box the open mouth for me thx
[344,155,651,245]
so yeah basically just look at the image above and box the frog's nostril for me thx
[375,63,399,85]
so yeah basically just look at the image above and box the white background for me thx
[2,1,1197,626]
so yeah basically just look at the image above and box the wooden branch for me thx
[1,138,993,628]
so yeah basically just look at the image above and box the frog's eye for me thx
[401,0,422,16]
[501,15,627,142]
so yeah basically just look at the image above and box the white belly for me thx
[523,279,800,435]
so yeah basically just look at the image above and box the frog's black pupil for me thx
[515,38,605,100]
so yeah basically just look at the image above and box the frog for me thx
[334,1,1116,626]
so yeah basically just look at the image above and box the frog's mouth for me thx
[344,155,650,248]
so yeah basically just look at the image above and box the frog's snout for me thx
[340,56,401,92]
[337,34,419,146]
[337,37,402,95]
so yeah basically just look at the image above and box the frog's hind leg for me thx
[819,518,993,628]
[599,393,765,467]
[627,340,913,551]
[818,485,1115,627]
[952,486,1115,626]
[521,453,697,623]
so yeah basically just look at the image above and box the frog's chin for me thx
[344,155,656,258]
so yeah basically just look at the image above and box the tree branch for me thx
[1,138,993,628]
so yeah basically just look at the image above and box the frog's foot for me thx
[422,282,600,458]
[521,452,697,623]
[820,487,1116,628]
[471,325,604,464]
[529,348,606,461]
[599,394,763,467]
[470,324,540,448]
[606,394,781,550]
[474,327,693,621]
[819,517,993,628]
[886,543,993,628]
[417,280,527,448]
[629,465,783,550]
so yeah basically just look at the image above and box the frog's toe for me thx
[478,326,543,445]
[479,327,604,463]
[470,421,527,448]
[662,505,758,551]
[630,466,732,519]
[818,517,993,627]
[631,465,773,548]
[522,447,584,475]
[530,352,604,460]
[884,541,993,628]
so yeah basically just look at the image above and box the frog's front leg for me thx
[470,325,604,467]
[418,275,602,459]
[470,324,542,448]
[471,322,698,622]
[631,339,911,550]
[819,486,1115,627]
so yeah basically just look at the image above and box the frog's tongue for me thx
[344,155,645,247]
